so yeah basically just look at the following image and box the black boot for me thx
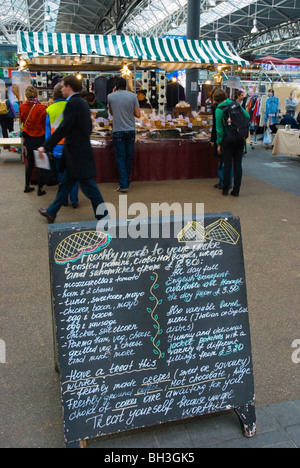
[24,186,35,193]
[37,187,46,196]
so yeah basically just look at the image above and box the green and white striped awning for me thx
[17,31,248,71]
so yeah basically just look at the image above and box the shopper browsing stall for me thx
[215,89,250,197]
[210,88,232,190]
[108,78,141,192]
[19,86,47,195]
[0,91,16,146]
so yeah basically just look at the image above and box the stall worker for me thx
[136,89,152,109]
[285,91,298,118]
[86,92,108,118]
[279,111,300,129]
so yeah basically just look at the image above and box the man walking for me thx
[37,75,107,223]
[108,78,141,192]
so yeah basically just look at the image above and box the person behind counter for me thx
[136,89,152,109]
[86,92,108,118]
[285,91,298,118]
[279,110,300,129]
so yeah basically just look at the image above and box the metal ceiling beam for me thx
[0,18,14,44]
[95,0,145,34]
[236,18,300,57]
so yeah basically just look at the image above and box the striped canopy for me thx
[17,31,248,71]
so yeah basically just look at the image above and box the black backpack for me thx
[222,101,249,142]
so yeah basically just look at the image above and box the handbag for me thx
[21,103,36,133]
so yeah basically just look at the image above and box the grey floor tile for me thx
[213,411,244,440]
[267,401,300,427]
[185,417,223,448]
[293,400,300,411]
[87,428,158,448]
[264,441,297,448]
[154,422,193,448]
[226,427,290,449]
[284,425,300,448]
[255,406,281,433]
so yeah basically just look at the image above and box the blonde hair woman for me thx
[19,86,47,194]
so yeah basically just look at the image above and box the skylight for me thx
[123,0,259,37]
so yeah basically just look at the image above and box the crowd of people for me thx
[1,75,300,222]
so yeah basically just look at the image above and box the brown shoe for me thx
[38,208,55,223]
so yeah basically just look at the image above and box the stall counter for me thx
[93,138,217,183]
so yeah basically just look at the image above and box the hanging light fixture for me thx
[171,14,177,28]
[251,2,259,34]
[45,4,51,21]
[251,19,259,34]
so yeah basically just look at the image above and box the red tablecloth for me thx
[93,139,217,183]
[29,139,218,184]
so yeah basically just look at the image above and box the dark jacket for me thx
[279,114,300,129]
[43,93,96,179]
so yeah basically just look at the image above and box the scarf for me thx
[26,98,41,104]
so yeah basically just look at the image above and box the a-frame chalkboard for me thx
[48,213,256,447]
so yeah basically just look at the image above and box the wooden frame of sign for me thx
[48,213,256,448]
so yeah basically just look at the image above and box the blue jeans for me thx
[55,158,79,205]
[218,155,233,187]
[113,131,136,189]
[46,177,106,220]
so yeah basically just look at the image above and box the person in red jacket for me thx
[19,86,47,195]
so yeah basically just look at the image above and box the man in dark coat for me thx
[37,75,107,223]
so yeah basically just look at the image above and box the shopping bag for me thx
[263,127,273,145]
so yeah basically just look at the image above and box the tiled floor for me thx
[87,400,300,448]
[0,143,299,448]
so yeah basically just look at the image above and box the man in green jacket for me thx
[214,89,250,197]
[87,92,108,118]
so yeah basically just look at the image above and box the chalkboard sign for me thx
[48,213,256,447]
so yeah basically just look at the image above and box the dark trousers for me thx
[222,136,244,195]
[0,116,13,138]
[46,177,107,220]
[54,158,79,205]
[23,134,45,189]
[25,148,43,189]
[113,131,136,189]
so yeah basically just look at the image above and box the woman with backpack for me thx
[215,88,250,197]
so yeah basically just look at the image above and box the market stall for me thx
[16,31,248,183]
[17,31,248,72]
